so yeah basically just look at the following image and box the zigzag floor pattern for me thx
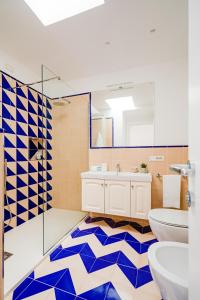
[7,218,161,300]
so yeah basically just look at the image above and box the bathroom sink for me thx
[81,171,152,182]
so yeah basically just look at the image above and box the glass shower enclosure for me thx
[41,65,87,254]
[1,65,88,296]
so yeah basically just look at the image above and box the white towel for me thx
[163,175,181,208]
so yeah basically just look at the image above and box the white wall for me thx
[69,59,188,146]
[0,49,188,145]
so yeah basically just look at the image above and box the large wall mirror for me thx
[90,82,155,148]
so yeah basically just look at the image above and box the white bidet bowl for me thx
[148,241,188,300]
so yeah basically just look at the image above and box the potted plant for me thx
[140,163,148,173]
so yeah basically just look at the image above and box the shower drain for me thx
[4,251,13,261]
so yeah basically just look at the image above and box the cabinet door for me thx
[105,181,130,217]
[131,182,151,219]
[82,179,105,213]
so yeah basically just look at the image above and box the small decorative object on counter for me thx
[140,163,148,173]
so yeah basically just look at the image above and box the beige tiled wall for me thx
[89,147,188,209]
[52,94,89,210]
[0,132,4,298]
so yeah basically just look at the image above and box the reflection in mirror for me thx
[91,82,155,147]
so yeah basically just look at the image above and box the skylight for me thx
[106,96,136,111]
[24,0,105,26]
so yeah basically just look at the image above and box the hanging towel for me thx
[163,175,181,208]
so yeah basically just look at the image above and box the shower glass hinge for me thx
[4,251,13,261]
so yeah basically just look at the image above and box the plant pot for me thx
[140,167,148,173]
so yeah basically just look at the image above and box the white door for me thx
[131,182,151,219]
[105,180,130,217]
[189,1,200,297]
[82,179,104,213]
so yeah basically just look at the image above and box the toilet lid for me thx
[149,209,188,228]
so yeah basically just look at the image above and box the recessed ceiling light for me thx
[105,96,136,111]
[23,0,105,26]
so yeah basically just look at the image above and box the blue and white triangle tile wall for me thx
[0,71,53,232]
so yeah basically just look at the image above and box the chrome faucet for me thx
[116,163,120,174]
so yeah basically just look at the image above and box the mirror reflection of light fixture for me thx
[105,96,136,111]
[23,0,105,26]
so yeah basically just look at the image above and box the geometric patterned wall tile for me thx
[28,88,37,103]
[17,186,29,201]
[5,148,16,162]
[28,101,38,115]
[6,175,17,190]
[28,161,38,173]
[2,73,16,91]
[2,103,16,120]
[7,162,16,176]
[2,119,16,134]
[16,122,27,136]
[16,82,28,99]
[16,95,28,111]
[28,173,38,185]
[1,70,53,231]
[16,108,28,124]
[2,89,16,107]
[4,134,16,148]
[17,162,28,174]
[16,136,28,148]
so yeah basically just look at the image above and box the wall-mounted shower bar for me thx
[11,75,61,90]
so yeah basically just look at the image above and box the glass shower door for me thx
[41,65,88,254]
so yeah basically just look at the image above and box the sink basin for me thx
[81,171,152,182]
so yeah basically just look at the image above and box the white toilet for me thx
[148,208,188,243]
[148,241,188,300]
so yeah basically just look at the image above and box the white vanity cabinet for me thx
[81,171,152,220]
[82,179,105,213]
[105,181,130,217]
[130,182,151,219]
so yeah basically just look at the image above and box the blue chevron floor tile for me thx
[9,218,160,300]
[99,251,120,263]
[90,258,115,272]
[104,236,125,246]
[12,276,33,300]
[105,283,121,300]
[95,233,108,244]
[126,240,141,253]
[54,288,76,300]
[78,282,110,300]
[35,269,67,287]
[50,245,63,261]
[136,269,153,288]
[118,265,138,287]
[140,239,157,254]
[16,280,52,299]
[117,251,136,268]
[80,243,96,258]
[79,253,96,272]
[55,269,76,294]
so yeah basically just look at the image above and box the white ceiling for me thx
[0,0,187,96]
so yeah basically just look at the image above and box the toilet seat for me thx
[148,209,188,228]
